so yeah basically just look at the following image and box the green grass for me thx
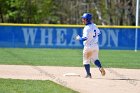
[0,48,140,69]
[0,48,82,66]
[100,50,140,69]
[0,78,78,93]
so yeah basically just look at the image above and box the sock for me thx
[84,64,90,75]
[94,60,102,68]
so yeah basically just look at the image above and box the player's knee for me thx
[83,59,90,65]
[83,62,90,65]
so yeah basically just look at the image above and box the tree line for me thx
[0,0,138,25]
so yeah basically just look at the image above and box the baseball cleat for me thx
[99,68,106,76]
[85,73,92,78]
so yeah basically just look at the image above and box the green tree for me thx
[0,0,137,25]
[35,0,59,24]
[0,0,9,22]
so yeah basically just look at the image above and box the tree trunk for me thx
[0,7,4,23]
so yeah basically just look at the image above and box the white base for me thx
[63,73,80,77]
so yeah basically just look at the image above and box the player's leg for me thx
[95,60,106,76]
[84,64,91,78]
[91,46,106,76]
[83,47,92,78]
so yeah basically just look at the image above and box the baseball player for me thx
[75,13,105,78]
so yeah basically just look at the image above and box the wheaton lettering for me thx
[22,27,119,48]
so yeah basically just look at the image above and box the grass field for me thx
[0,48,140,93]
[0,48,140,69]
[0,78,78,93]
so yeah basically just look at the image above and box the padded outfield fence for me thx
[0,23,140,50]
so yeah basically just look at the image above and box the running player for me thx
[75,13,106,78]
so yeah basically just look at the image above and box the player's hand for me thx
[75,35,81,40]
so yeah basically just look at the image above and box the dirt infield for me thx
[0,65,140,93]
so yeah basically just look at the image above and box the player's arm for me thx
[96,28,101,36]
[75,27,88,41]
[75,35,87,41]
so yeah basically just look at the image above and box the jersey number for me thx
[93,30,96,37]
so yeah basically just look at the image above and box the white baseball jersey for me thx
[82,23,100,65]
[82,23,100,47]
